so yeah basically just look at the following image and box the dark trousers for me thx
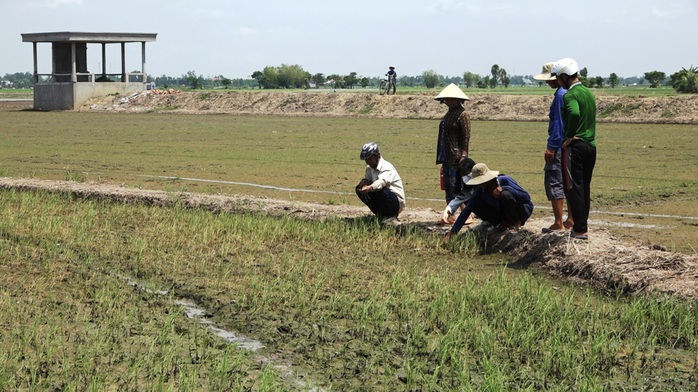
[356,187,400,219]
[563,140,597,233]
[442,163,463,203]
[473,190,529,227]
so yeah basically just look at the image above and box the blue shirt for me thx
[450,175,534,234]
[547,87,567,151]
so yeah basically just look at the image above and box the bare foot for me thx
[563,220,574,229]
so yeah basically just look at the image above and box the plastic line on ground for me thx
[136,174,698,221]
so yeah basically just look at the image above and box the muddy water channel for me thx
[117,273,326,390]
[140,249,695,391]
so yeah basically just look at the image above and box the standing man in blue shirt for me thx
[534,62,573,233]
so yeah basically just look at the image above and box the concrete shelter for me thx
[21,31,157,110]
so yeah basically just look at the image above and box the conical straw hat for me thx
[434,83,469,101]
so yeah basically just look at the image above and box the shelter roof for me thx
[21,32,157,43]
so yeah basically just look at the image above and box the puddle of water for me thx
[174,299,265,351]
[117,274,267,352]
[114,273,324,390]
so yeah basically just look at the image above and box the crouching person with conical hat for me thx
[443,163,534,244]
[356,142,406,224]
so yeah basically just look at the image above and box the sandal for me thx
[570,232,588,240]
[542,225,563,234]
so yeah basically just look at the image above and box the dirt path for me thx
[3,177,696,300]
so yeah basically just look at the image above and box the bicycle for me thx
[379,75,396,95]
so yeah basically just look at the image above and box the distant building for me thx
[21,31,157,110]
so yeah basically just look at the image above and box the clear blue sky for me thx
[1,0,695,79]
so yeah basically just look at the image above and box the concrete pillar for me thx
[121,42,126,82]
[102,43,107,78]
[51,44,56,80]
[32,42,38,83]
[141,41,147,84]
[71,43,77,83]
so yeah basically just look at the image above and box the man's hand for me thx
[441,207,455,224]
[357,179,372,194]
[544,148,556,164]
[492,186,503,198]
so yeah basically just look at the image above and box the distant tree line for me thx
[0,72,33,88]
[2,65,696,93]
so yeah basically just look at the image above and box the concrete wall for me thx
[34,84,75,110]
[33,82,146,110]
[74,83,145,108]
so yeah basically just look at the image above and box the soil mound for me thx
[2,177,696,301]
[79,90,698,124]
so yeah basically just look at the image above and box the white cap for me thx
[552,58,579,76]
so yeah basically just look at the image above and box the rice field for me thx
[0,188,696,390]
[0,103,697,390]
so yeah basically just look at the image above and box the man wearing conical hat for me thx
[434,83,471,206]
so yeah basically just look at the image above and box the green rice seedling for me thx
[1,189,696,390]
[64,169,87,182]
[255,364,285,392]
[445,229,480,254]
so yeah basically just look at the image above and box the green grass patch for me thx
[1,111,694,209]
[0,88,33,99]
[0,189,695,390]
[599,102,642,118]
[661,109,677,118]
[1,107,696,252]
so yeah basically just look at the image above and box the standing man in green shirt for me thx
[552,57,596,240]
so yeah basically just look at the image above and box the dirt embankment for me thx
[1,177,696,301]
[79,90,698,124]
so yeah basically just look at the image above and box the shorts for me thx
[544,150,565,200]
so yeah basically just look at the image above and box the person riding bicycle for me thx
[385,65,397,94]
